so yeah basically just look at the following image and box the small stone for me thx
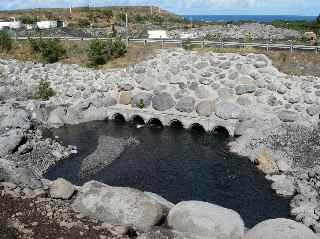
[49,178,75,200]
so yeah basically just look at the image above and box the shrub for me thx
[87,38,127,67]
[137,99,145,109]
[182,39,195,50]
[29,38,66,63]
[34,79,56,101]
[111,38,127,58]
[87,39,112,66]
[0,31,12,52]
[76,18,91,27]
[204,32,217,41]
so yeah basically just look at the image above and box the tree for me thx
[87,39,112,66]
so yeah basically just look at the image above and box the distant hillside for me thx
[0,6,185,28]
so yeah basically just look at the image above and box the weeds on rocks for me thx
[34,79,56,101]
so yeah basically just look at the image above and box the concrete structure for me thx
[148,30,168,39]
[0,20,22,30]
[37,21,58,30]
[106,106,237,136]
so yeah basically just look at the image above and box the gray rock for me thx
[237,96,252,106]
[72,181,164,231]
[91,96,117,108]
[144,192,175,213]
[0,158,43,189]
[243,218,318,239]
[288,96,301,104]
[167,201,244,239]
[218,88,234,98]
[0,129,24,157]
[215,99,241,120]
[277,110,298,122]
[306,105,320,117]
[49,178,75,200]
[235,84,257,95]
[254,60,268,68]
[152,93,175,111]
[195,85,211,99]
[175,97,195,113]
[196,100,214,117]
[47,107,67,128]
[131,93,153,108]
[0,109,31,130]
[137,229,188,239]
[135,66,146,74]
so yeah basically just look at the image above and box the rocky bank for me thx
[1,48,320,238]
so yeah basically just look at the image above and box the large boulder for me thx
[277,110,298,122]
[175,97,195,113]
[243,218,318,239]
[144,191,175,214]
[195,85,211,99]
[49,178,75,200]
[215,99,241,120]
[167,201,244,239]
[0,129,24,157]
[137,228,189,239]
[196,100,214,117]
[131,93,153,108]
[72,181,165,231]
[235,84,257,95]
[0,158,43,189]
[47,107,67,128]
[152,93,175,111]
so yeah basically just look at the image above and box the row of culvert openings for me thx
[109,113,229,136]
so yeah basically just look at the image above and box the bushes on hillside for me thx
[87,38,127,66]
[0,31,12,52]
[29,38,66,63]
[34,79,56,101]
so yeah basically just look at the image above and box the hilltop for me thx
[0,6,185,28]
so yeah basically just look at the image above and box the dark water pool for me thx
[45,120,291,227]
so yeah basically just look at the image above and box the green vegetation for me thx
[87,38,127,67]
[271,20,311,31]
[34,79,56,101]
[182,39,196,50]
[29,38,66,63]
[137,99,145,109]
[87,39,112,66]
[0,31,12,52]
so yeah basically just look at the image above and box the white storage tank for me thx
[36,21,58,29]
[148,30,168,39]
[0,21,22,30]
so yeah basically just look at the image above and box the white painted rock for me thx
[167,201,244,239]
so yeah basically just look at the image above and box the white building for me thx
[36,20,58,30]
[179,32,197,39]
[148,30,168,39]
[0,20,22,30]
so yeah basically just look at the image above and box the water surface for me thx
[46,120,291,227]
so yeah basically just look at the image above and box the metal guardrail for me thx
[14,36,320,54]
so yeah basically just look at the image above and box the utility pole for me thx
[150,6,153,15]
[125,13,129,47]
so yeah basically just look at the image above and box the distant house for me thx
[36,20,58,29]
[0,19,22,30]
[148,30,168,39]
[179,32,197,39]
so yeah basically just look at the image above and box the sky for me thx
[0,0,319,16]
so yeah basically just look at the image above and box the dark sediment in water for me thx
[45,120,291,227]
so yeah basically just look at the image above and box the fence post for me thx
[202,40,205,48]
[126,37,129,48]
[144,39,147,47]
[266,42,269,52]
[316,47,318,55]
[290,43,293,54]
[162,39,164,49]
